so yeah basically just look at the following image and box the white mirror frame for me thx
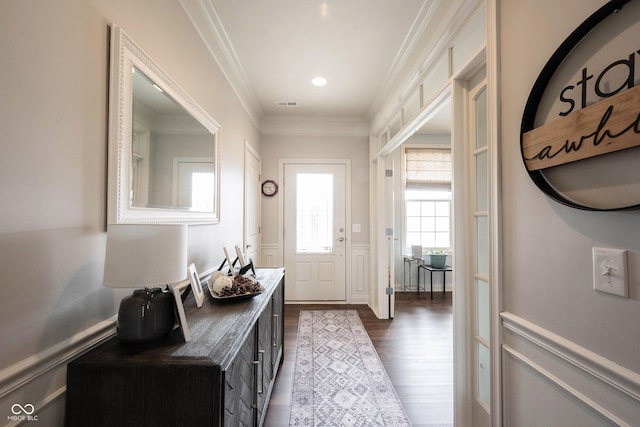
[107,24,220,224]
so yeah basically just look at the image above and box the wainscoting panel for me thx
[261,244,369,303]
[260,244,281,268]
[350,245,369,304]
[0,317,116,426]
[501,312,640,426]
[502,347,625,426]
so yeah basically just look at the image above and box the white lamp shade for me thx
[103,224,188,288]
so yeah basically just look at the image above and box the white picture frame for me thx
[169,282,191,342]
[235,245,246,268]
[188,263,205,308]
[223,247,236,276]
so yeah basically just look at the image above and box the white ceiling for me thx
[210,0,428,120]
[178,0,461,134]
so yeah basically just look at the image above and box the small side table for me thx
[418,264,452,300]
[403,257,421,291]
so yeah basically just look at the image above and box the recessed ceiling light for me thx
[320,1,329,18]
[312,77,327,87]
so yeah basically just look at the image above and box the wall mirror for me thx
[108,25,220,224]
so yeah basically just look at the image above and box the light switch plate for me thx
[592,247,628,298]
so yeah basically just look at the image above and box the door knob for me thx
[338,237,345,242]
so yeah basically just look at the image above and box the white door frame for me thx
[278,158,352,303]
[244,141,261,264]
[452,8,501,426]
[371,46,500,427]
[452,62,501,427]
[487,2,502,425]
[369,3,501,424]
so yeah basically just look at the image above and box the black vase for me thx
[116,287,175,342]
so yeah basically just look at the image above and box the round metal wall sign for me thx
[520,0,640,211]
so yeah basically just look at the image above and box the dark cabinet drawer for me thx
[66,268,284,427]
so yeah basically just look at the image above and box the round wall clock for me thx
[261,180,278,196]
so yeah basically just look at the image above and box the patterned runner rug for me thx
[289,310,411,426]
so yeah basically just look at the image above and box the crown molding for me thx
[369,0,485,131]
[367,0,441,119]
[180,0,478,137]
[179,0,263,127]
[261,116,370,137]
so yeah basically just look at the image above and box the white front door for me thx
[283,162,347,301]
[244,143,261,265]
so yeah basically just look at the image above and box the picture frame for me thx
[235,245,247,268]
[169,282,191,342]
[235,244,256,276]
[223,247,236,276]
[188,263,205,308]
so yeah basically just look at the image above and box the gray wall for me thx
[260,134,370,247]
[0,0,258,423]
[500,0,640,423]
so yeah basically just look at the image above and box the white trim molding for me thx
[178,0,263,127]
[501,311,640,404]
[502,345,631,427]
[260,116,370,137]
[0,317,116,399]
[350,244,370,304]
[260,243,281,268]
[0,317,116,426]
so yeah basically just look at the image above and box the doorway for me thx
[374,50,493,427]
[389,110,453,299]
[244,142,261,264]
[385,96,455,424]
[282,161,349,301]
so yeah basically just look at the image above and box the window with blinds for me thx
[404,147,452,250]
[405,148,452,190]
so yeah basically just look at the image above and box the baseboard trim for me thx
[502,345,630,426]
[285,300,349,305]
[349,295,370,304]
[501,311,640,404]
[0,316,116,399]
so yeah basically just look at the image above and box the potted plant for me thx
[427,250,448,269]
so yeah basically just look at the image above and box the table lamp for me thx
[103,224,188,342]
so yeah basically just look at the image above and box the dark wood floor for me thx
[263,292,453,427]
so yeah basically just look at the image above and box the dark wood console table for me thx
[66,268,285,427]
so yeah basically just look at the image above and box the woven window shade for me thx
[405,148,452,190]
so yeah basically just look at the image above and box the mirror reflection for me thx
[131,67,215,212]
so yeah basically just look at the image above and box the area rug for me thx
[289,310,411,426]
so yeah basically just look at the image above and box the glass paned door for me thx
[472,85,491,414]
[284,162,347,301]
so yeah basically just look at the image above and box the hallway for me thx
[264,292,454,426]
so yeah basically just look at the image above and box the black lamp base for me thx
[116,287,176,343]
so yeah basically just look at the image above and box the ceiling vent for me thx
[276,101,299,107]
